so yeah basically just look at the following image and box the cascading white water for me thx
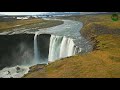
[73,46,82,55]
[59,36,75,58]
[34,32,40,64]
[48,35,63,62]
[48,35,79,62]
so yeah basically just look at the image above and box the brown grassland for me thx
[23,14,120,78]
[0,18,63,32]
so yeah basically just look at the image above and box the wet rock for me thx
[16,67,20,71]
[16,67,21,73]
[7,71,11,75]
[29,64,45,72]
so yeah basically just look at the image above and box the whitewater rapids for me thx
[0,65,29,78]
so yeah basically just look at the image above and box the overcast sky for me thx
[0,12,82,15]
[0,12,107,15]
[0,12,49,15]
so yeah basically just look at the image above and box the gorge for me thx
[0,19,92,78]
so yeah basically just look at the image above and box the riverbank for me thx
[23,14,120,78]
[0,18,63,32]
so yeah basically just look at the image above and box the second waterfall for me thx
[34,32,40,64]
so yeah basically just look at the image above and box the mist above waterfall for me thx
[0,19,93,78]
[0,34,34,69]
[0,33,90,68]
[12,42,33,65]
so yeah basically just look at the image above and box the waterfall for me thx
[48,35,79,62]
[34,32,40,64]
[48,35,63,62]
[33,33,82,63]
[59,36,75,58]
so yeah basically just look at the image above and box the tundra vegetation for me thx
[0,18,63,32]
[23,14,120,78]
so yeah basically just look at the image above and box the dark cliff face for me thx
[37,34,51,63]
[0,34,34,69]
[0,34,51,70]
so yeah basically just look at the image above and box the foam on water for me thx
[0,65,29,78]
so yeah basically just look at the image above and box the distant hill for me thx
[37,12,80,16]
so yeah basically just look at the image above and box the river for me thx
[0,19,92,78]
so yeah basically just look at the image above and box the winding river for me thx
[0,19,92,78]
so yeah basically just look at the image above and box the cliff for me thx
[23,14,120,78]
